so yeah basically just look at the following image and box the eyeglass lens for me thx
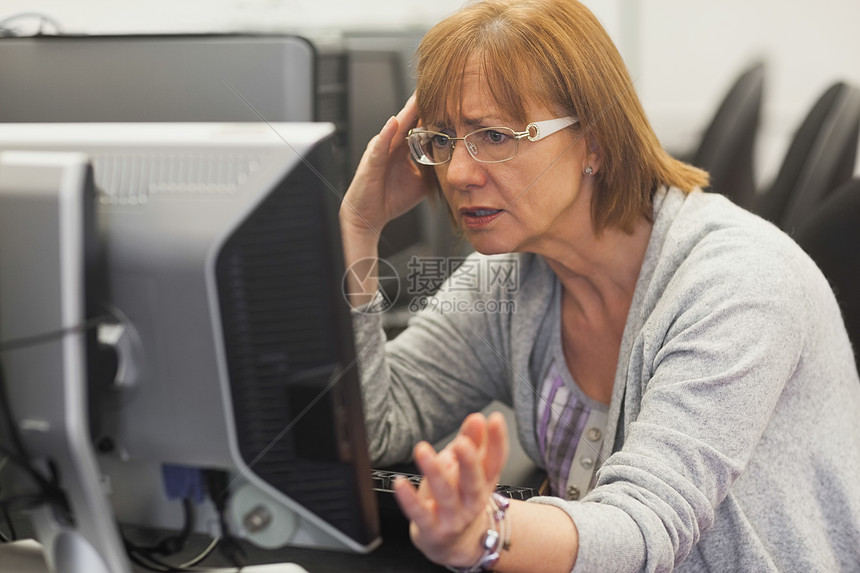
[409,127,519,165]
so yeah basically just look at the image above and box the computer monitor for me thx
[0,33,350,194]
[0,32,464,331]
[0,122,381,572]
[0,34,346,124]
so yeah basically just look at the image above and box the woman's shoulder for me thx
[658,188,815,273]
[651,188,832,318]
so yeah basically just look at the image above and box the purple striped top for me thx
[536,325,608,498]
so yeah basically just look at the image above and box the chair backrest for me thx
[794,177,860,372]
[692,61,765,209]
[754,82,860,230]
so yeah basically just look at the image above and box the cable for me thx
[178,537,221,569]
[0,503,14,542]
[1,509,18,543]
[0,493,48,513]
[0,314,111,354]
[0,362,75,543]
[125,536,230,573]
[0,445,57,504]
[126,498,195,557]
[0,315,112,516]
[121,497,226,572]
[124,541,172,573]
[0,455,12,541]
[0,12,62,37]
[204,470,245,570]
[0,363,69,514]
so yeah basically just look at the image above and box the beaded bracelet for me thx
[447,493,512,573]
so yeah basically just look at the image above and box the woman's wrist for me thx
[338,202,386,241]
[339,210,381,252]
[447,493,512,573]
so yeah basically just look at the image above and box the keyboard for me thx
[370,469,539,502]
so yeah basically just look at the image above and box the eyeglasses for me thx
[406,116,577,166]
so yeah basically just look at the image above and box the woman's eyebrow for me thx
[425,113,507,131]
[461,114,507,128]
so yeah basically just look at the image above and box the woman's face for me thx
[429,60,596,256]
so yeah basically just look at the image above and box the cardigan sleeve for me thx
[352,252,520,467]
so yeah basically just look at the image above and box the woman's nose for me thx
[444,140,486,189]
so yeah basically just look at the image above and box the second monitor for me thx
[0,122,380,572]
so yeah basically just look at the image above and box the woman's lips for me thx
[460,207,504,229]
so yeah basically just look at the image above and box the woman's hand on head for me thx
[393,411,510,568]
[339,94,433,241]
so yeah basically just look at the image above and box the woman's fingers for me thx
[484,411,510,481]
[362,115,399,172]
[459,412,488,449]
[453,437,490,515]
[393,476,435,531]
[456,412,504,482]
[414,441,461,516]
[392,93,419,144]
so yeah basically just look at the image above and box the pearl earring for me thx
[584,166,594,175]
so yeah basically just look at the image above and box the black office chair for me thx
[794,177,860,372]
[754,82,860,231]
[687,61,765,210]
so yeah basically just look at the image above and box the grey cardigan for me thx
[353,187,860,572]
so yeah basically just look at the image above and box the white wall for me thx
[0,0,464,33]
[2,0,859,184]
[635,0,860,185]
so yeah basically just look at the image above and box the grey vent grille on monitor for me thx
[93,153,260,204]
[216,142,377,544]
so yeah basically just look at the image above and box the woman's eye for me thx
[483,130,509,144]
[431,133,451,148]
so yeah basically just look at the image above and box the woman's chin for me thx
[466,237,516,256]
[457,218,521,255]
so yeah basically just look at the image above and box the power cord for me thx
[205,470,246,570]
[121,496,225,572]
[0,316,112,541]
[0,12,62,37]
[0,363,73,536]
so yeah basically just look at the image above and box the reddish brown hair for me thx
[415,0,708,233]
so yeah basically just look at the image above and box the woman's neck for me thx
[539,215,653,313]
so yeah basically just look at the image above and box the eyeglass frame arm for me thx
[520,116,578,141]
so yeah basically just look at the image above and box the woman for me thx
[340,1,860,571]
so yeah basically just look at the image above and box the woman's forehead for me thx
[422,54,557,127]
[426,91,555,129]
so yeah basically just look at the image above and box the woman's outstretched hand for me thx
[393,412,511,568]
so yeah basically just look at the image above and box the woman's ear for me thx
[587,135,603,174]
